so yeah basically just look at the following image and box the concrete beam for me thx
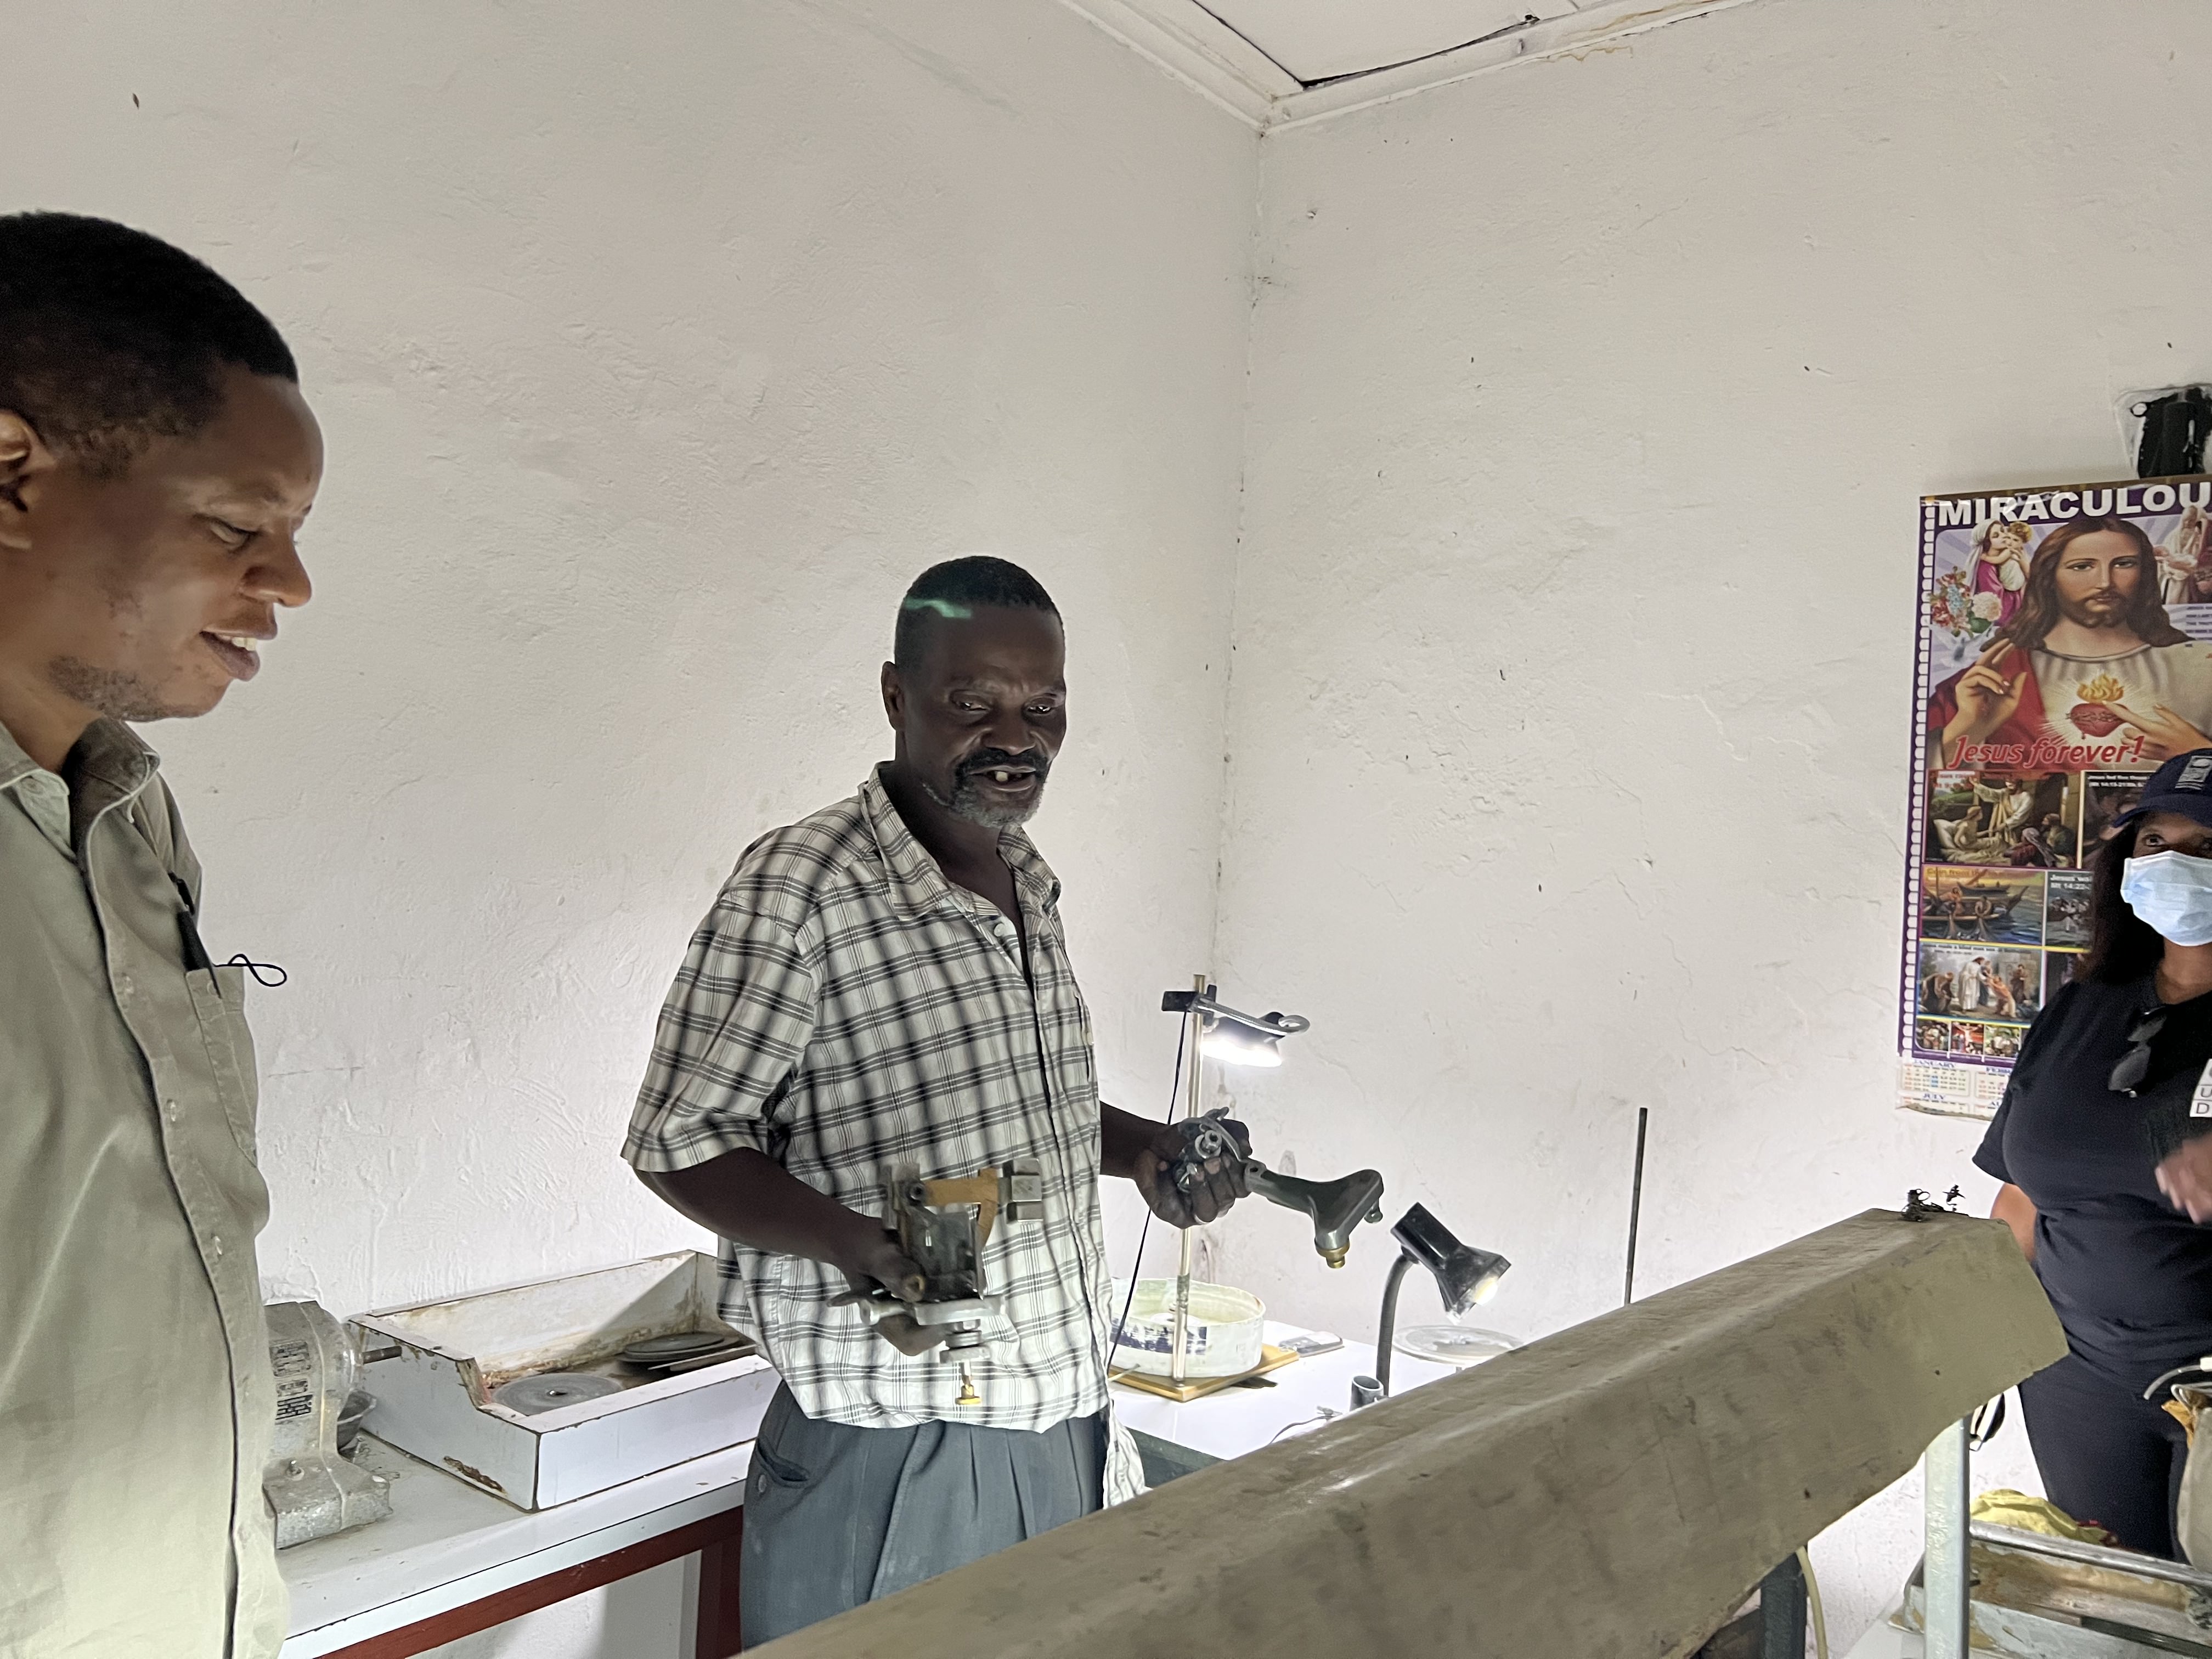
[758,1209,2064,1657]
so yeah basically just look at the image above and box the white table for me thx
[279,1436,749,1658]
[1844,1603,1919,1658]
[278,1322,1456,1658]
[1110,1321,1457,1458]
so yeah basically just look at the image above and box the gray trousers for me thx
[740,1383,1106,1646]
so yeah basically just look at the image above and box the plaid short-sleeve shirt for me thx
[625,768,1140,1500]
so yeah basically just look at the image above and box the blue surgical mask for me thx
[2121,850,2212,946]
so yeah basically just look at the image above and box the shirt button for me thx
[163,1099,179,1122]
[116,975,134,997]
[210,1235,224,1258]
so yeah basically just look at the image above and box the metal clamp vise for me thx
[848,1160,1044,1357]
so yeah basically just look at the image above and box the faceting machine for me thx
[263,1300,392,1548]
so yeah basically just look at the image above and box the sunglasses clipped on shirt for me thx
[2109,1006,2170,1096]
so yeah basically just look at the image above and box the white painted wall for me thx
[1211,0,2212,1643]
[7,3,1256,1652]
[13,0,2207,1647]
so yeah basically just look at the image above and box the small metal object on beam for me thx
[763,1209,2065,1659]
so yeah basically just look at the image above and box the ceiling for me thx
[1058,0,1752,129]
[1196,1,1577,84]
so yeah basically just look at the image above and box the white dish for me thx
[1111,1280,1266,1378]
[1395,1324,1520,1368]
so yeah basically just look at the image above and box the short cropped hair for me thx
[0,212,297,477]
[893,556,1060,672]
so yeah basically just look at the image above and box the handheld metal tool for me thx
[836,1160,1044,1358]
[1170,1108,1385,1268]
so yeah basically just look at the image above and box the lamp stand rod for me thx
[1622,1105,1649,1307]
[1170,970,1206,1385]
[1375,1254,1413,1398]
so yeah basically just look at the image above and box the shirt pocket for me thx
[1053,978,1101,1131]
[186,963,262,1163]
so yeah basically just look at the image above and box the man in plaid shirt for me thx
[627,556,1246,1645]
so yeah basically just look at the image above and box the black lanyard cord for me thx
[168,874,289,985]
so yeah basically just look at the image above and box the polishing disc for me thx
[619,1331,743,1366]
[491,1373,623,1415]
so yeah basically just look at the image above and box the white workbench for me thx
[1110,1321,1457,1457]
[1844,1604,1918,1658]
[279,1435,749,1656]
[277,1322,1455,1656]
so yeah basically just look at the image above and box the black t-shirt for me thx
[1975,974,2212,1392]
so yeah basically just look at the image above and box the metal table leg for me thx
[1924,1417,1972,1659]
[1758,1554,1807,1659]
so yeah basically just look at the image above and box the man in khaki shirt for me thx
[0,215,322,1657]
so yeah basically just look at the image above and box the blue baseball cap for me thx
[2114,748,2212,832]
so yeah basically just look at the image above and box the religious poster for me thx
[1902,473,2212,1117]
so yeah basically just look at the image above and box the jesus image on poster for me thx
[1927,516,2212,768]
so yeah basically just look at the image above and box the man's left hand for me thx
[2159,1136,2212,1222]
[1132,1122,1249,1228]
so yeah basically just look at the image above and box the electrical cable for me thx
[997,912,1200,1498]
[2145,1363,2212,1402]
[1007,911,1127,1434]
[1969,1393,2007,1447]
[1109,1013,1191,1362]
[1795,1547,1830,1659]
[1187,0,1541,92]
[1267,1408,1339,1444]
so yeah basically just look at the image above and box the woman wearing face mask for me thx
[1976,747,2212,1555]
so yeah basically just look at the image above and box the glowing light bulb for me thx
[1200,1024,1283,1067]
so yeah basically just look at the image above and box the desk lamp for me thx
[1159,984,1311,1066]
[1368,1203,1512,1398]
[1155,975,1310,1384]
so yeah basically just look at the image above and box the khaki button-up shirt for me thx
[1,718,283,1657]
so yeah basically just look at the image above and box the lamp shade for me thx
[1391,1203,1512,1319]
[1199,1023,1284,1067]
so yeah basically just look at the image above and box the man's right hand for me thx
[838,1228,929,1306]
[1940,640,2027,765]
[637,1148,930,1305]
[636,1151,951,1352]
[833,1227,945,1354]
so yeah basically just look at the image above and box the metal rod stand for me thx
[1169,972,1206,1386]
[1923,1416,1972,1659]
[1375,1254,1412,1398]
[1623,1105,1649,1306]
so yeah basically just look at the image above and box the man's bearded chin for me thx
[924,749,1053,830]
[47,656,183,723]
[2058,589,2129,629]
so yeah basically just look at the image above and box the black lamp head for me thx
[1391,1203,1511,1317]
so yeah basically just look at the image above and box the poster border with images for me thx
[1900,473,2212,1119]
